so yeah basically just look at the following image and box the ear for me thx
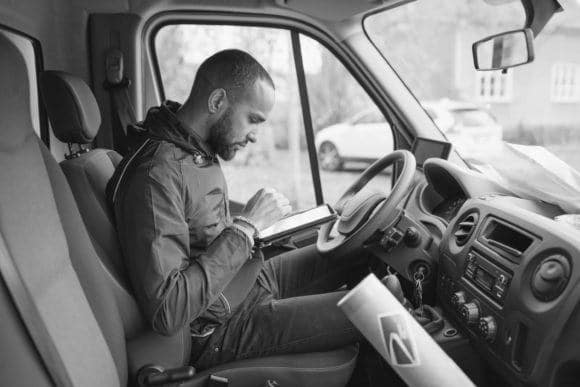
[207,88,228,114]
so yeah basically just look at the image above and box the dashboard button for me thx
[498,274,508,285]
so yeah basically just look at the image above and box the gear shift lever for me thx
[380,273,406,305]
[380,272,444,334]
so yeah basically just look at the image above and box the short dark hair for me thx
[189,49,274,102]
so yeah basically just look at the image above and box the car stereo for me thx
[463,250,511,306]
[439,250,510,345]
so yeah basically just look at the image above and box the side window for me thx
[0,28,41,138]
[300,35,393,204]
[154,25,395,210]
[156,25,316,210]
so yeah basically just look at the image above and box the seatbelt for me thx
[110,138,152,206]
[0,232,73,387]
[104,48,136,155]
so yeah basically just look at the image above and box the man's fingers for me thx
[276,196,290,206]
[244,188,265,209]
[281,205,292,216]
[240,188,292,229]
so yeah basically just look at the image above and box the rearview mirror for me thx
[473,28,534,71]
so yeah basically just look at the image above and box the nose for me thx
[247,132,257,143]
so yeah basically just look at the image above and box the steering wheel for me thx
[317,150,416,256]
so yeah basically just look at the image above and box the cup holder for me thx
[443,328,458,338]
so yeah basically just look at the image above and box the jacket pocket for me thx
[189,191,227,247]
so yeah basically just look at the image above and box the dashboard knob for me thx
[531,255,570,302]
[478,316,497,342]
[404,227,421,247]
[450,291,467,310]
[459,302,480,325]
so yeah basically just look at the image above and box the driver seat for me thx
[25,63,358,385]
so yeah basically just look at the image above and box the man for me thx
[107,49,370,370]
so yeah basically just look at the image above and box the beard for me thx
[207,108,239,161]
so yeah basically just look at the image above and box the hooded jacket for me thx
[107,101,257,336]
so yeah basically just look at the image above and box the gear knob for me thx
[380,274,405,305]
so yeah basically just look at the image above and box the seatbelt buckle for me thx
[208,375,229,386]
[137,364,196,386]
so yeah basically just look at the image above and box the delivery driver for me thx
[107,49,371,370]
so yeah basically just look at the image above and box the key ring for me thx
[413,271,425,282]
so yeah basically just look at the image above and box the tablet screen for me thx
[258,204,335,242]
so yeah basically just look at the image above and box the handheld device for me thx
[256,204,336,244]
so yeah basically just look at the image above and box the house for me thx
[452,9,580,142]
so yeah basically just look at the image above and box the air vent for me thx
[454,213,479,246]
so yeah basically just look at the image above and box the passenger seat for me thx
[40,71,127,287]
[40,70,143,336]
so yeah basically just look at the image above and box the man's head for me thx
[186,49,275,161]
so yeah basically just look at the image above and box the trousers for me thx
[192,244,368,370]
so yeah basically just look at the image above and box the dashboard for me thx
[437,194,580,387]
[367,157,580,386]
[431,196,465,223]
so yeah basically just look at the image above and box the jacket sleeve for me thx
[117,157,252,336]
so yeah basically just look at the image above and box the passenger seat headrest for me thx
[40,71,101,144]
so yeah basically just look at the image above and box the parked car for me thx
[315,108,393,170]
[316,100,502,170]
[422,100,503,158]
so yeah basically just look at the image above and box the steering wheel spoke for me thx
[317,150,416,256]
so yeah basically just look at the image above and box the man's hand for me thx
[240,188,292,231]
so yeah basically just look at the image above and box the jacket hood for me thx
[128,100,215,159]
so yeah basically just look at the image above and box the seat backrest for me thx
[38,70,191,379]
[40,70,144,337]
[0,32,125,386]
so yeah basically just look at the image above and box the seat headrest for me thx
[0,33,34,150]
[40,71,101,144]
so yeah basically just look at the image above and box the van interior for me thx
[1,0,579,386]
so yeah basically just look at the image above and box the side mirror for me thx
[473,28,534,71]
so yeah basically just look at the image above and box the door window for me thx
[156,25,316,210]
[299,35,393,205]
[155,24,395,210]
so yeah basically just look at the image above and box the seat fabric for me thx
[0,33,123,386]
[186,345,359,387]
[30,69,359,386]
[59,147,145,337]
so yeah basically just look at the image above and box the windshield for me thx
[365,0,580,174]
[452,109,496,127]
